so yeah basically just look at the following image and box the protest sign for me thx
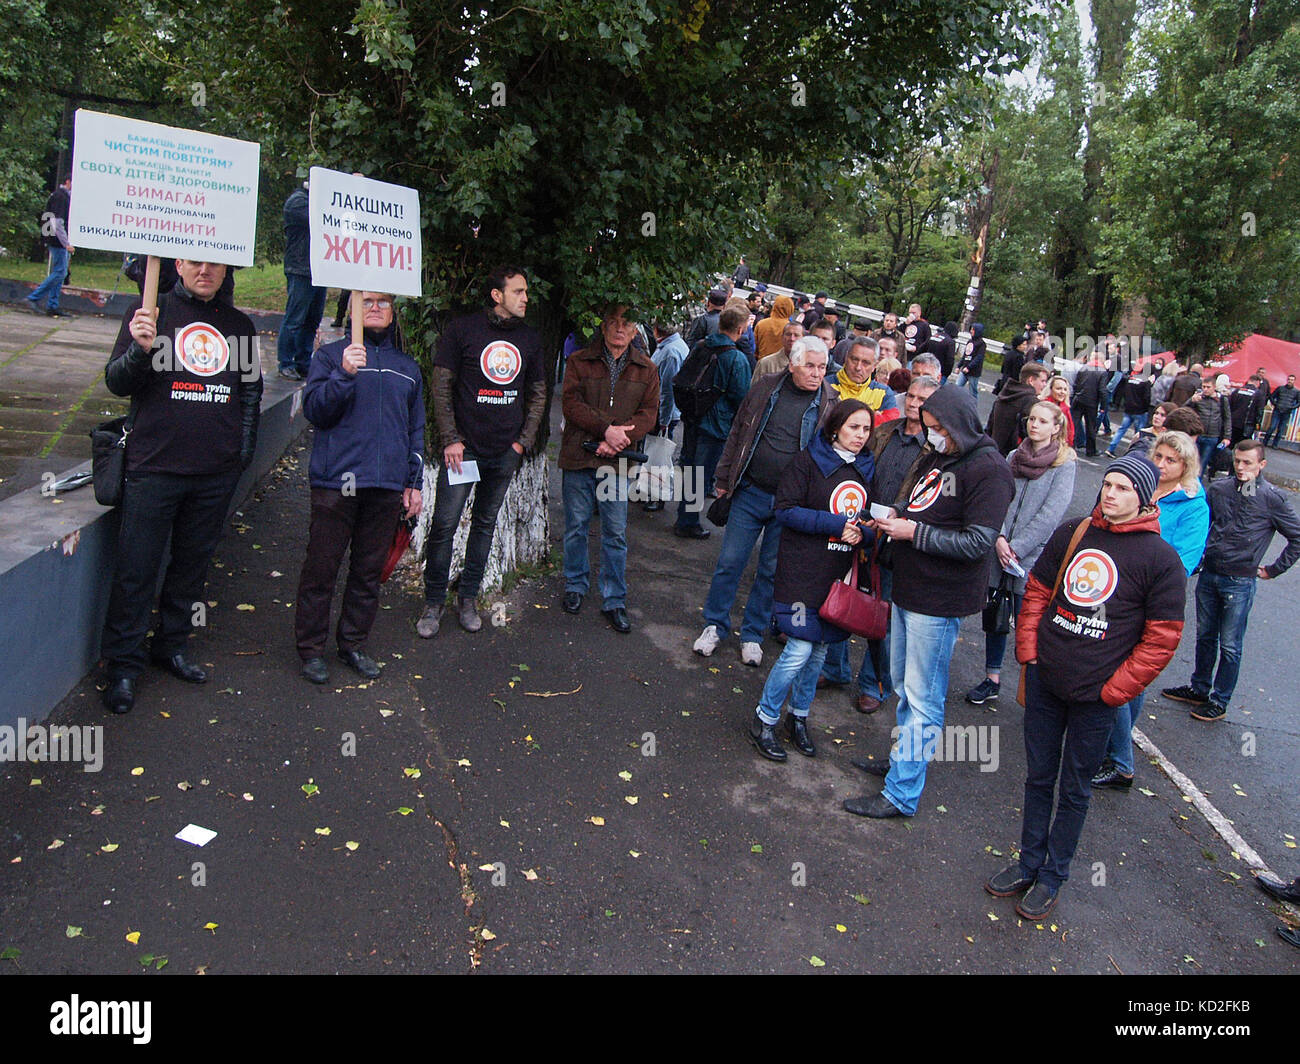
[68,110,260,268]
[308,167,422,299]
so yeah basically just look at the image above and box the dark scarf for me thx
[1009,438,1059,480]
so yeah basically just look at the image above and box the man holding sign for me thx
[295,292,424,684]
[100,260,263,714]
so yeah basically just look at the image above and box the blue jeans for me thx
[1019,664,1117,891]
[1191,570,1257,706]
[820,568,893,695]
[1197,435,1223,478]
[1265,407,1295,447]
[702,483,781,644]
[423,448,521,604]
[27,246,69,311]
[562,468,629,609]
[1104,691,1145,776]
[961,373,980,400]
[881,607,961,815]
[756,637,830,724]
[675,425,725,530]
[278,274,328,374]
[1105,412,1147,453]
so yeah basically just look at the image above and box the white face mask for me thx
[927,428,948,453]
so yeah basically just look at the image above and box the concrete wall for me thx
[0,377,306,730]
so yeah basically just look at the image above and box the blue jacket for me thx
[1156,484,1210,576]
[304,329,426,492]
[652,331,687,425]
[696,333,752,441]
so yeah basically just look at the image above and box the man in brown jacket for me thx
[559,305,659,633]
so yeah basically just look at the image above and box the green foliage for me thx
[1101,0,1300,356]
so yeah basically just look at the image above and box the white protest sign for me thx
[309,167,422,298]
[68,110,260,266]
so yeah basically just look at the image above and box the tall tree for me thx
[1101,0,1300,359]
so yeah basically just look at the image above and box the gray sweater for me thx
[988,454,1077,593]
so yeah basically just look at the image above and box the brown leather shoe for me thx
[854,692,882,714]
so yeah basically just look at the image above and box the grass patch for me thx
[1,256,297,312]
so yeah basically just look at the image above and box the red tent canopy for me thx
[1207,333,1300,389]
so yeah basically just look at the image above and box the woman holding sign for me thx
[294,292,425,684]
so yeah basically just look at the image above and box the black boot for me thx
[747,713,787,762]
[786,714,816,757]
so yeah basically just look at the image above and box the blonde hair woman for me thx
[967,401,1077,704]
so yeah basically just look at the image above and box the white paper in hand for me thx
[447,460,480,485]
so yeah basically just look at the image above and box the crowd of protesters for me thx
[94,259,1300,932]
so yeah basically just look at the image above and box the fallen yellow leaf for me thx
[130,767,144,776]
[314,827,331,836]
[624,796,638,805]
[345,841,359,851]
[236,604,255,611]
[125,931,140,945]
[481,928,497,941]
[100,843,119,853]
[203,922,218,933]
[522,869,539,881]
[588,816,605,826]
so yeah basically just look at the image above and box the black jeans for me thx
[1018,664,1118,891]
[1071,401,1098,455]
[422,447,521,605]
[101,468,241,678]
[295,487,403,658]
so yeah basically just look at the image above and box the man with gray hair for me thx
[692,337,838,666]
[823,374,939,711]
[910,353,943,381]
[754,320,804,380]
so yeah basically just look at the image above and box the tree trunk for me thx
[410,452,551,605]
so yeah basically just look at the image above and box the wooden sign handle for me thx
[142,256,161,317]
[351,290,364,347]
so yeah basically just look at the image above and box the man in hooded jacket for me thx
[843,386,1013,817]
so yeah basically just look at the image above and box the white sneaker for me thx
[740,641,763,666]
[693,625,721,656]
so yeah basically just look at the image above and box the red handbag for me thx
[818,542,890,640]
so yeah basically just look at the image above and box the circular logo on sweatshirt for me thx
[1063,549,1119,608]
[829,482,867,522]
[175,323,229,377]
[480,341,521,385]
[907,469,944,513]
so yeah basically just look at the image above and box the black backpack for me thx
[673,340,726,423]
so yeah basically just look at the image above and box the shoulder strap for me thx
[1049,518,1091,598]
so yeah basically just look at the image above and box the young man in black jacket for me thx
[1162,440,1300,720]
[100,260,263,714]
[843,385,1013,818]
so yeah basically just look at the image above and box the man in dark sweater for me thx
[1264,374,1299,447]
[419,266,546,637]
[1072,354,1109,457]
[276,182,327,380]
[25,174,73,318]
[1162,440,1300,720]
[988,454,1185,919]
[987,362,1050,455]
[843,385,1013,818]
[100,260,263,714]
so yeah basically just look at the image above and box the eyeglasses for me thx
[362,299,392,310]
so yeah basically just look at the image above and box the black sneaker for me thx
[1090,764,1134,789]
[1162,684,1208,705]
[985,865,1035,897]
[747,713,787,762]
[965,677,1000,705]
[1190,700,1226,722]
[1015,881,1059,920]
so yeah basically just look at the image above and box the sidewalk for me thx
[1,430,1295,974]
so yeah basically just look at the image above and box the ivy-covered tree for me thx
[1101,0,1300,358]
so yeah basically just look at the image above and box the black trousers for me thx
[295,487,402,659]
[101,469,241,679]
[1071,401,1099,456]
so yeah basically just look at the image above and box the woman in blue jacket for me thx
[294,293,425,685]
[1093,430,1208,787]
[747,400,875,761]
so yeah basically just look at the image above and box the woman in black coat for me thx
[747,400,876,762]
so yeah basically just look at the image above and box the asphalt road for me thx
[0,387,1297,985]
